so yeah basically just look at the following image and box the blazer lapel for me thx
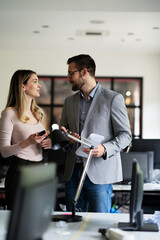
[83,84,102,128]
[73,92,80,132]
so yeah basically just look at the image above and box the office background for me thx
[0,0,160,138]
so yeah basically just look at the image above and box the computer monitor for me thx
[118,159,158,231]
[6,163,57,240]
[120,151,154,183]
[131,139,160,169]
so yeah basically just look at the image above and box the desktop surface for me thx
[0,211,160,240]
[113,182,160,191]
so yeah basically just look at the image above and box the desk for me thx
[1,180,160,212]
[113,183,160,191]
[113,183,160,214]
[0,211,160,240]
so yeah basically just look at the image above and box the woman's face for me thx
[22,73,41,99]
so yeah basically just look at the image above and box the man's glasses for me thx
[67,69,83,78]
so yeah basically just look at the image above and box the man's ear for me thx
[83,68,88,76]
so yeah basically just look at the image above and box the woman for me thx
[0,69,52,209]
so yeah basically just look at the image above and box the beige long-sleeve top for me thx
[0,108,45,161]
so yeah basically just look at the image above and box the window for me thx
[38,76,142,138]
[113,78,142,138]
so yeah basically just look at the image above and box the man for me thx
[60,54,132,213]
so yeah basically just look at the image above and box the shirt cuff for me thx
[102,144,107,160]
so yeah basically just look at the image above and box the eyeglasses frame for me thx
[67,68,83,78]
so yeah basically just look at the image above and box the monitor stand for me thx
[118,210,159,232]
[118,222,159,232]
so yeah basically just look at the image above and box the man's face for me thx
[68,62,85,91]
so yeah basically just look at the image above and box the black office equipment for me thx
[131,139,160,169]
[121,151,154,183]
[118,159,159,231]
[6,163,57,240]
[38,130,46,136]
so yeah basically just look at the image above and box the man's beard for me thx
[72,76,85,91]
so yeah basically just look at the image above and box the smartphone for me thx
[38,130,46,136]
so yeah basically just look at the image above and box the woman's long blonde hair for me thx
[2,69,45,122]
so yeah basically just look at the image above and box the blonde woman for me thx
[0,69,52,209]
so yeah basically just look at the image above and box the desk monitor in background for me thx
[131,139,160,169]
[6,163,57,240]
[120,151,154,183]
[118,159,159,231]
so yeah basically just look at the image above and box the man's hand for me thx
[61,126,80,144]
[82,144,105,158]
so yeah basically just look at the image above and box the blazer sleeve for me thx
[104,93,132,158]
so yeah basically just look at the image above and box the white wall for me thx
[0,49,160,138]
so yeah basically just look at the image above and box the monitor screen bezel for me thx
[129,160,143,223]
[6,163,57,240]
[131,139,160,169]
[120,151,154,183]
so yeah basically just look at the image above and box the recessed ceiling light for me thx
[153,27,159,30]
[127,32,134,35]
[68,37,74,40]
[90,20,105,24]
[33,31,40,34]
[42,25,49,28]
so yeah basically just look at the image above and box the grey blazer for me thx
[60,84,132,184]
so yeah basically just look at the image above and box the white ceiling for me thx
[0,0,160,54]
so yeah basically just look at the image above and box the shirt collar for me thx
[80,82,99,100]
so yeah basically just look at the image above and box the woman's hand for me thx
[19,131,50,149]
[41,136,52,149]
